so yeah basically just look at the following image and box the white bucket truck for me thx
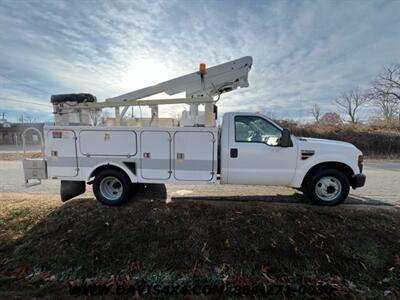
[22,56,365,206]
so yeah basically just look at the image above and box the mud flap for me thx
[60,180,86,202]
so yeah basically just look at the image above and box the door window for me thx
[235,116,282,146]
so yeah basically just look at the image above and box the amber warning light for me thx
[199,63,206,75]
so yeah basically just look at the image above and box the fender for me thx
[86,162,138,183]
[290,153,359,188]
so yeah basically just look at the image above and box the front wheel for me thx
[93,169,132,206]
[304,169,350,206]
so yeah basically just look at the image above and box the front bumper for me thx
[351,174,366,189]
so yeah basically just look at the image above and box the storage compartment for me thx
[140,131,171,180]
[79,130,137,157]
[47,129,78,177]
[173,131,214,181]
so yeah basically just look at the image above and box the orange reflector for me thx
[199,63,206,75]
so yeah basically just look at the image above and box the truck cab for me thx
[220,112,365,205]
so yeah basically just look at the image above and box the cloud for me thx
[0,0,399,122]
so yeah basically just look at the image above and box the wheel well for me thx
[301,161,354,187]
[88,164,132,183]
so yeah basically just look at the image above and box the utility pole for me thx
[0,112,6,121]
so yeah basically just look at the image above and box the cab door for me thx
[226,115,297,185]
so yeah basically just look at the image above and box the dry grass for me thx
[279,121,400,157]
[0,193,399,298]
[0,152,42,161]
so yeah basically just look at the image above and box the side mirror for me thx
[279,128,291,147]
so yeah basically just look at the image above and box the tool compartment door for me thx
[79,130,137,157]
[174,131,214,181]
[47,130,78,177]
[140,131,171,180]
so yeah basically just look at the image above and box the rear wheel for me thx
[93,169,132,206]
[304,169,350,206]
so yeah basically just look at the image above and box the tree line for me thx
[310,64,400,125]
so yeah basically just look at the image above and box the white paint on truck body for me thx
[140,131,171,180]
[221,112,298,185]
[44,126,218,185]
[44,112,363,189]
[289,137,361,187]
[80,130,137,157]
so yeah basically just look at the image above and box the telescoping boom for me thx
[51,56,252,126]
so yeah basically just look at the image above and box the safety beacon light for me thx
[199,63,206,75]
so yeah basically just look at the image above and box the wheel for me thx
[93,169,132,206]
[304,169,350,206]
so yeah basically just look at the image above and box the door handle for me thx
[230,148,238,158]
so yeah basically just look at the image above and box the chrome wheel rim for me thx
[99,176,123,201]
[315,176,342,202]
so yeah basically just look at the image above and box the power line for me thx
[0,74,51,95]
[0,97,51,108]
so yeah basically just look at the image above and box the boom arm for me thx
[51,56,252,127]
[107,56,252,103]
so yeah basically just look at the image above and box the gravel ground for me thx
[0,160,398,206]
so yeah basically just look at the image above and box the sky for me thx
[0,0,399,123]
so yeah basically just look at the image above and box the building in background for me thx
[0,119,44,145]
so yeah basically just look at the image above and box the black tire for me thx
[93,169,132,206]
[304,169,350,206]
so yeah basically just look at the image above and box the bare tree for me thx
[370,91,398,124]
[310,104,321,123]
[374,64,400,101]
[24,115,36,123]
[266,111,276,120]
[334,89,369,123]
[18,114,25,123]
[97,109,111,126]
[371,64,400,123]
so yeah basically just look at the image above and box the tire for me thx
[304,169,350,206]
[93,169,132,206]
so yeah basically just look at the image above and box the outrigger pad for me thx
[60,181,86,202]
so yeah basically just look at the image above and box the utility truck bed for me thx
[44,126,218,184]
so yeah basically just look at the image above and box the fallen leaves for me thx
[224,239,231,248]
